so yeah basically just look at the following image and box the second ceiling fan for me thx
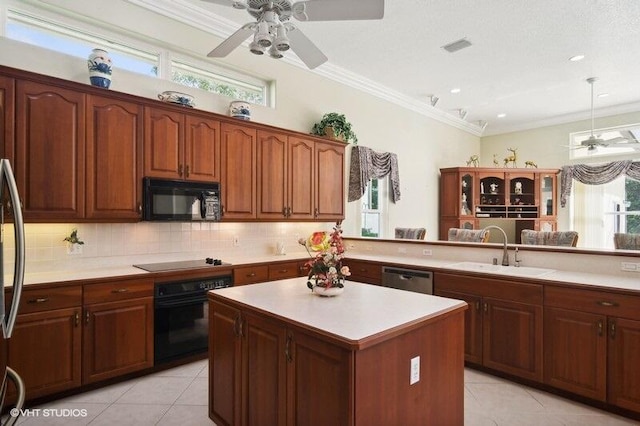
[202,0,384,69]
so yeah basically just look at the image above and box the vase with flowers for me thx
[298,223,350,296]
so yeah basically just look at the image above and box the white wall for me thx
[0,0,480,271]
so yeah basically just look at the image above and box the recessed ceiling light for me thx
[597,93,610,98]
[450,88,461,94]
[569,55,585,62]
[497,113,506,118]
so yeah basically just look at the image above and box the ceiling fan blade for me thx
[292,0,384,21]
[207,24,255,58]
[200,0,248,9]
[287,26,328,69]
[601,137,628,145]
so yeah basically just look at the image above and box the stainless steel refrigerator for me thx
[0,159,26,425]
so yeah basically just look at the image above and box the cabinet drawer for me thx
[347,260,382,281]
[83,278,153,305]
[268,262,299,280]
[234,265,269,285]
[434,272,542,305]
[545,286,640,320]
[13,285,82,314]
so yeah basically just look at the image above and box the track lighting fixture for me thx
[458,109,468,120]
[428,95,439,107]
[477,120,488,131]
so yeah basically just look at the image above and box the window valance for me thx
[560,160,640,207]
[348,146,401,203]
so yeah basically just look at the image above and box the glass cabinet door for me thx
[540,174,556,217]
[461,173,474,216]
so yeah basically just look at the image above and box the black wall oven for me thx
[154,276,232,364]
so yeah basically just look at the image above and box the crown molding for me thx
[124,0,483,137]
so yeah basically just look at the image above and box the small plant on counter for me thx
[63,229,84,245]
[311,112,358,144]
[298,223,350,291]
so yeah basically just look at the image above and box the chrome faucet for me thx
[482,225,509,266]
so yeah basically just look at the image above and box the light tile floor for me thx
[8,361,640,425]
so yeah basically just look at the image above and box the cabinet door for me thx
[15,80,85,220]
[86,95,142,219]
[543,307,606,401]
[7,307,82,400]
[0,76,14,159]
[257,130,288,219]
[83,297,153,384]
[144,106,184,179]
[436,289,483,364]
[244,312,287,426]
[288,137,314,219]
[287,330,351,426]
[483,297,542,381]
[608,317,640,412]
[220,123,257,219]
[185,114,220,181]
[209,301,242,426]
[314,141,344,220]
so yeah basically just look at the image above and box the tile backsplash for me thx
[5,222,333,273]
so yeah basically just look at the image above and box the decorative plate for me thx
[158,91,195,108]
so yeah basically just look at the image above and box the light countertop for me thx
[209,278,467,342]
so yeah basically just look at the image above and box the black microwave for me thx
[142,177,221,222]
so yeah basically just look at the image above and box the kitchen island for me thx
[208,278,467,426]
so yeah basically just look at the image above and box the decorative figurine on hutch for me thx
[503,147,517,167]
[514,181,523,195]
[489,183,499,194]
[229,100,251,120]
[87,48,112,89]
[461,193,470,215]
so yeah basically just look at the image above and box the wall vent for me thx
[442,38,472,53]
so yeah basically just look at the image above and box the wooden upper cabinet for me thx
[15,80,85,220]
[220,122,257,219]
[314,141,345,220]
[288,136,314,219]
[257,130,288,219]
[0,76,15,159]
[86,95,143,220]
[257,132,314,220]
[185,114,221,181]
[144,106,184,179]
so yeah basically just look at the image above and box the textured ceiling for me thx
[175,0,640,135]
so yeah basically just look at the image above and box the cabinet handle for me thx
[285,333,293,363]
[279,269,288,274]
[282,207,287,217]
[610,321,616,339]
[483,302,488,313]
[111,288,129,293]
[597,301,619,307]
[138,203,142,213]
[314,208,319,218]
[178,164,183,177]
[475,301,480,311]
[27,298,49,304]
[85,310,90,324]
[597,320,603,336]
[287,207,291,217]
[221,205,225,216]
[74,311,80,327]
[233,314,243,338]
[247,272,256,277]
[185,165,190,177]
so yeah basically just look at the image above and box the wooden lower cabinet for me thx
[8,307,82,400]
[544,285,640,413]
[434,272,543,381]
[345,259,382,285]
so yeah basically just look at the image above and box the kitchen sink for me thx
[446,261,555,277]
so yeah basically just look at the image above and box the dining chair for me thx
[520,230,578,247]
[447,228,490,243]
[395,227,426,240]
[613,233,640,250]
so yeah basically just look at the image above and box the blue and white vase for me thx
[87,48,112,89]
[229,101,251,120]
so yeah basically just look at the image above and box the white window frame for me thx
[360,178,388,238]
[569,123,640,160]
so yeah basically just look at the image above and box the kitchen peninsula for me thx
[208,278,467,426]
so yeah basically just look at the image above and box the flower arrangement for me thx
[298,224,350,292]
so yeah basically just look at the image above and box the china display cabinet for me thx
[439,167,560,241]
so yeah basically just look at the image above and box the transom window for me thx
[569,123,640,159]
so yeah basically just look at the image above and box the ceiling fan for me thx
[201,0,384,69]
[573,77,639,152]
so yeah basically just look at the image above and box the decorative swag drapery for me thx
[560,160,640,207]
[348,146,401,203]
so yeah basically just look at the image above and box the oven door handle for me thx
[155,295,207,308]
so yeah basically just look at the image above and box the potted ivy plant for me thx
[311,112,358,144]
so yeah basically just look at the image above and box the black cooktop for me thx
[133,258,229,272]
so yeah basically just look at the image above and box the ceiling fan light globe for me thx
[274,25,290,51]
[255,21,272,47]
[249,40,265,55]
[269,45,284,59]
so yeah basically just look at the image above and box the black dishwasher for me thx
[381,267,433,294]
